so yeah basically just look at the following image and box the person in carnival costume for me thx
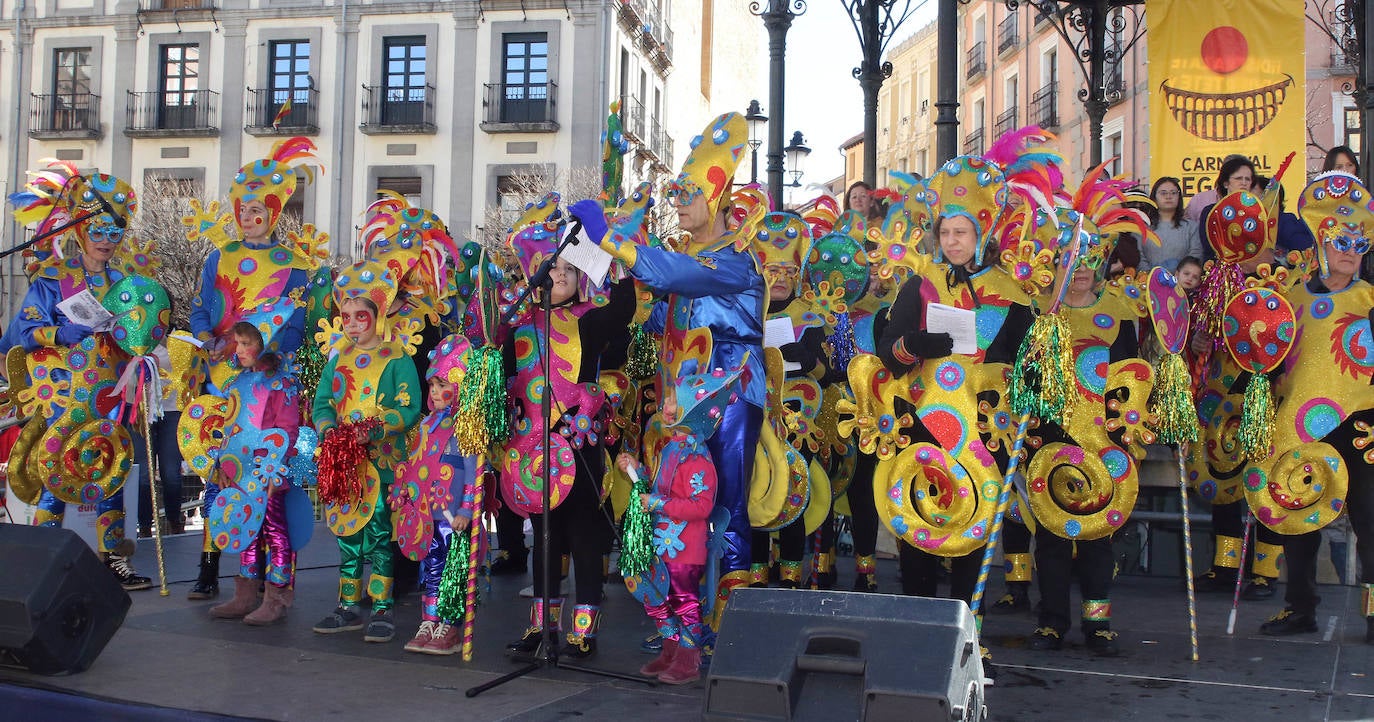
[1250,171,1374,643]
[310,257,422,643]
[203,301,304,625]
[185,137,323,600]
[746,208,830,588]
[500,194,638,659]
[1020,168,1157,656]
[8,165,154,590]
[618,362,742,684]
[395,333,480,655]
[571,112,766,627]
[1186,182,1291,601]
[852,129,1062,679]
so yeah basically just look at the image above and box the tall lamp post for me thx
[1003,0,1146,167]
[752,0,807,210]
[746,99,769,185]
[843,0,924,186]
[784,130,812,207]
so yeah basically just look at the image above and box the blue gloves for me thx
[568,199,611,246]
[55,324,94,346]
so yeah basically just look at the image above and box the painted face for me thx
[1175,263,1202,290]
[661,390,680,426]
[939,215,979,268]
[234,332,264,368]
[428,377,456,410]
[548,257,581,305]
[340,299,379,346]
[767,263,798,301]
[237,199,272,242]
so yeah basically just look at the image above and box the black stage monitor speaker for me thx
[0,524,130,674]
[705,588,986,722]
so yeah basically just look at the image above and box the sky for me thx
[753,0,939,194]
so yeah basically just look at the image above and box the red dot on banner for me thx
[1200,26,1247,75]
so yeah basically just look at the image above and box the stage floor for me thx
[1,525,1370,721]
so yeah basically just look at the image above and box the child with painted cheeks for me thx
[312,262,422,645]
[397,334,479,656]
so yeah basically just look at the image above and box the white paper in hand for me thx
[925,303,978,355]
[57,289,116,332]
[763,317,803,372]
[561,223,613,287]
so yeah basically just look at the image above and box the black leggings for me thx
[530,453,613,606]
[847,451,880,559]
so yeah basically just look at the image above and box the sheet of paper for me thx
[57,289,116,331]
[169,332,204,349]
[925,303,978,355]
[763,317,796,348]
[763,318,801,372]
[560,224,613,287]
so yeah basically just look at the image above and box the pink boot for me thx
[243,585,293,626]
[658,644,701,685]
[209,577,259,620]
[639,637,679,677]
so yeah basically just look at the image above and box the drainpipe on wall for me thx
[5,1,27,318]
[333,0,349,258]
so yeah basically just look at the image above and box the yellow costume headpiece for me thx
[1298,171,1374,279]
[667,112,748,220]
[230,137,318,234]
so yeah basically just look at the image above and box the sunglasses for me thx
[1330,233,1371,255]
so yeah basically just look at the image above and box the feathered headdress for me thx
[230,136,319,234]
[359,192,459,324]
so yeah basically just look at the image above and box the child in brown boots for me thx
[207,309,303,625]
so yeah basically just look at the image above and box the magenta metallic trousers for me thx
[240,490,294,588]
[643,562,705,649]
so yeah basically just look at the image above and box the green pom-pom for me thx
[1151,352,1197,445]
[435,529,472,620]
[1009,313,1075,425]
[1238,372,1274,462]
[618,473,656,578]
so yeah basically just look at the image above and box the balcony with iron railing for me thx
[481,82,558,132]
[1331,44,1356,72]
[622,95,647,141]
[963,127,985,156]
[617,0,648,33]
[30,93,102,139]
[997,14,1018,55]
[653,126,675,170]
[244,87,319,136]
[124,89,218,137]
[652,26,674,70]
[140,0,215,10]
[360,84,437,134]
[1035,7,1053,29]
[966,41,986,79]
[994,106,1018,139]
[1031,81,1058,129]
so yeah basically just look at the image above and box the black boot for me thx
[188,551,220,600]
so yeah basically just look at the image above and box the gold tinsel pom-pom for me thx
[1150,352,1197,445]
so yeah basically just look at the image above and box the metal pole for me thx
[764,0,793,210]
[861,0,882,186]
[1085,1,1108,168]
[1361,0,1373,188]
[935,0,961,164]
[751,146,760,185]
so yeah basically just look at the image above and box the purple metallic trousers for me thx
[240,489,294,587]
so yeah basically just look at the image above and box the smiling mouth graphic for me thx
[1161,74,1293,142]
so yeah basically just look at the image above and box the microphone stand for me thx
[0,208,107,260]
[467,221,651,697]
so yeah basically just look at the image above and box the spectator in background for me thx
[844,181,886,224]
[1143,177,1202,272]
[1184,153,1250,224]
[1197,156,1258,256]
[1325,145,1359,176]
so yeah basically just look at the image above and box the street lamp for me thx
[746,99,769,184]
[843,0,924,185]
[785,131,811,187]
[751,0,807,210]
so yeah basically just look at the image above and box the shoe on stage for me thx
[1258,608,1318,636]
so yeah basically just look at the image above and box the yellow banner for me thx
[1147,0,1305,205]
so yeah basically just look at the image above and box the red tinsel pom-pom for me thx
[316,419,381,507]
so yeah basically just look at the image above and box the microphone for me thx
[92,189,126,228]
